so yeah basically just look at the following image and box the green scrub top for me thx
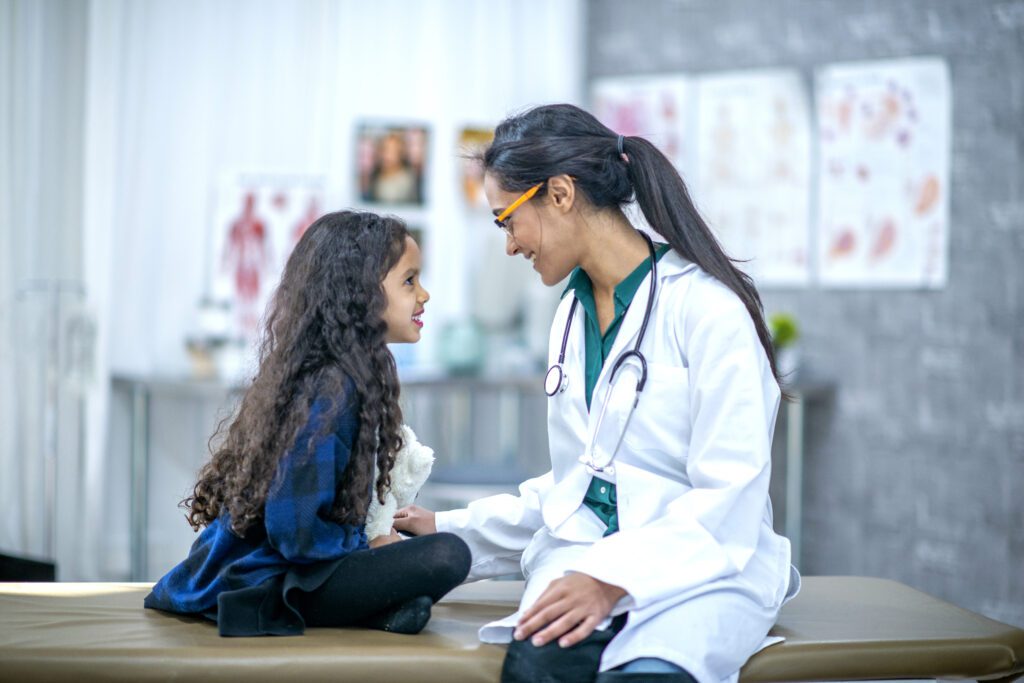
[562,242,670,536]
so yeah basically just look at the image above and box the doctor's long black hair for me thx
[482,103,782,386]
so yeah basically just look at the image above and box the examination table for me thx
[1,577,1022,682]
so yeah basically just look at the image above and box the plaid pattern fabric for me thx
[144,392,368,616]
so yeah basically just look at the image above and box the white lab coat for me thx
[435,250,800,683]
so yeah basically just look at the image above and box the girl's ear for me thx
[546,174,576,215]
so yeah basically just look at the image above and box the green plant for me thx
[768,312,799,350]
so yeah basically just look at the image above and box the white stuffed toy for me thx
[364,424,435,541]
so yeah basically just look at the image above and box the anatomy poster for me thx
[209,175,326,339]
[815,58,950,288]
[694,70,812,286]
[591,75,697,182]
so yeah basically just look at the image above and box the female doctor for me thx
[394,104,799,683]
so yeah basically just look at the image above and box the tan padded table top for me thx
[1,576,1022,682]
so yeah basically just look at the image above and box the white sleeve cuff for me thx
[434,508,463,535]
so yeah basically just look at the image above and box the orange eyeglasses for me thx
[493,182,544,237]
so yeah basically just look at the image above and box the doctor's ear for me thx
[545,175,576,214]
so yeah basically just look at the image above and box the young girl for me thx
[396,104,800,682]
[145,211,470,637]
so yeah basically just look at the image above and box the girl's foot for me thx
[364,595,432,634]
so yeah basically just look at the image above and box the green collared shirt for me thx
[562,242,671,536]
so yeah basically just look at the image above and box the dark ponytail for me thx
[483,103,783,388]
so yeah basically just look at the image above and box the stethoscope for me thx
[544,231,658,476]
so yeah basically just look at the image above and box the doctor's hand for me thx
[393,505,436,537]
[514,572,628,649]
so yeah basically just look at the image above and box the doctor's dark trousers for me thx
[500,614,697,683]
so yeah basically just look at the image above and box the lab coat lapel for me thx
[589,250,694,406]
[542,294,593,533]
[560,298,589,468]
[584,250,698,462]
[545,252,692,535]
[586,267,655,454]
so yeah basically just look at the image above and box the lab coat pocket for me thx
[622,362,691,461]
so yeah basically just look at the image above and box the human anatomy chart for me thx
[592,71,811,286]
[209,175,326,338]
[694,70,812,286]
[591,75,698,182]
[815,58,950,288]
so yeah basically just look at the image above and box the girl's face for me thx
[382,236,430,343]
[483,173,579,287]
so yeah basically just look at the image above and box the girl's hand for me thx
[513,573,627,648]
[368,528,403,549]
[393,505,436,536]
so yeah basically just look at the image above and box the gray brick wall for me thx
[586,0,1024,626]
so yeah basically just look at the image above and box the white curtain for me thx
[0,0,91,576]
[2,0,582,579]
[93,0,583,378]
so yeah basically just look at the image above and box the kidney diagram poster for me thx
[815,58,951,288]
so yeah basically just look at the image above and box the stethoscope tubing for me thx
[545,231,658,398]
[545,231,659,475]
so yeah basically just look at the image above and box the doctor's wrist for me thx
[595,578,628,604]
[570,571,629,608]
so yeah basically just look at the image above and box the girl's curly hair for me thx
[183,211,409,535]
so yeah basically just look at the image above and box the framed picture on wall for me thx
[356,123,429,206]
[457,126,494,210]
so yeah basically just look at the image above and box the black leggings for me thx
[290,532,471,628]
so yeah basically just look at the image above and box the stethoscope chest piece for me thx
[578,453,615,476]
[544,363,569,396]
